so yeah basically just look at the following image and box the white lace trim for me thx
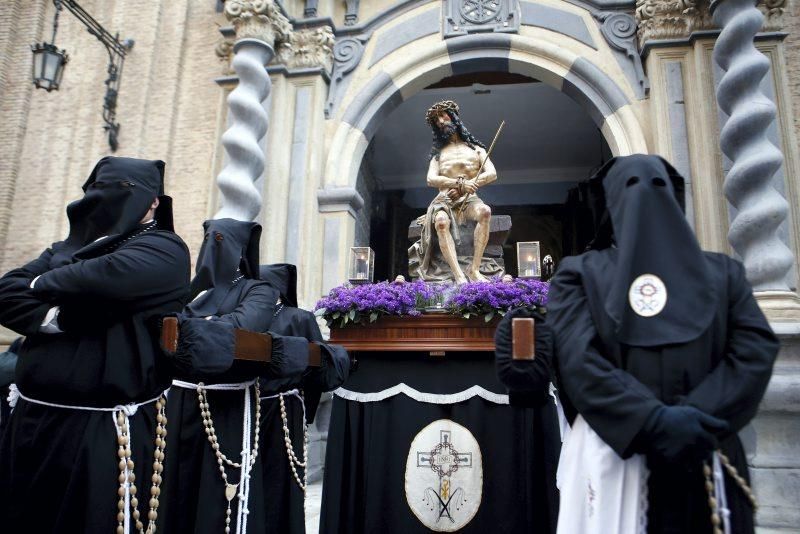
[334,383,509,405]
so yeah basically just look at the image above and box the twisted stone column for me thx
[711,0,794,291]
[215,0,291,221]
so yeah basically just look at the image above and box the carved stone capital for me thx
[635,0,714,43]
[760,0,786,31]
[224,0,292,47]
[276,26,335,71]
[636,0,786,44]
[215,37,236,75]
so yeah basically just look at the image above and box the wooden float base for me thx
[329,314,499,353]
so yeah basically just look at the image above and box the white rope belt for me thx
[171,379,255,391]
[7,383,162,415]
[7,384,164,532]
[261,388,307,425]
[172,378,257,534]
[260,388,307,430]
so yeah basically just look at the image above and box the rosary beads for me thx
[115,395,167,534]
[279,392,309,492]
[197,380,262,533]
[704,450,758,534]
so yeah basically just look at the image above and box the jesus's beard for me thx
[437,123,457,139]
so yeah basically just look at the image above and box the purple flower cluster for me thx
[315,278,549,328]
[446,279,549,318]
[315,280,438,328]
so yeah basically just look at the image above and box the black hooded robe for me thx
[548,155,778,534]
[159,219,281,534]
[492,307,562,534]
[257,263,351,534]
[0,157,191,533]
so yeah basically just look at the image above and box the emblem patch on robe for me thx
[628,274,667,317]
[405,419,483,531]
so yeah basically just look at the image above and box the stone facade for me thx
[1,1,800,529]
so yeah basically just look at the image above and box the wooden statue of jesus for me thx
[408,100,502,284]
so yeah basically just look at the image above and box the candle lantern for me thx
[348,247,375,284]
[516,242,541,279]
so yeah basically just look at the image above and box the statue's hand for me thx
[463,179,478,194]
[446,188,461,201]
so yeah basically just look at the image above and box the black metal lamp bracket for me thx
[56,0,133,151]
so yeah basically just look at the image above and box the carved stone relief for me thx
[443,0,520,37]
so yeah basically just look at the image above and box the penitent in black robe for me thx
[0,229,190,532]
[161,217,302,534]
[257,306,324,534]
[257,263,351,534]
[160,282,280,534]
[549,250,778,533]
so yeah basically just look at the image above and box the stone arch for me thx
[323,32,648,189]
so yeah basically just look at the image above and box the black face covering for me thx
[58,156,173,262]
[590,154,716,347]
[259,264,298,308]
[186,218,262,317]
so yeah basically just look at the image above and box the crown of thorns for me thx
[425,100,460,125]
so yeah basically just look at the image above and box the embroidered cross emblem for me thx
[416,430,473,522]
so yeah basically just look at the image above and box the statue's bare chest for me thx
[438,144,481,176]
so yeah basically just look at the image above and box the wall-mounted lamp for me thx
[31,0,134,151]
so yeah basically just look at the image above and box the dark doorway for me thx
[358,73,611,281]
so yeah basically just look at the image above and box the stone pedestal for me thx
[747,326,800,532]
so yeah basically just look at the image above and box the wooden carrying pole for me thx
[160,316,322,367]
[512,317,535,360]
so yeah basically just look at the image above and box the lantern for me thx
[516,242,541,279]
[31,42,68,92]
[348,247,375,284]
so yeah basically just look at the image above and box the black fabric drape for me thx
[320,351,560,534]
[320,393,559,534]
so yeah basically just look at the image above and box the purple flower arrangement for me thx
[314,280,437,329]
[315,278,549,328]
[446,279,549,321]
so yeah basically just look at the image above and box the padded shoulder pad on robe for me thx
[173,317,235,378]
[494,307,553,403]
[305,343,351,392]
[266,333,310,379]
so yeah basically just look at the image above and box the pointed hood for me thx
[59,156,173,262]
[185,218,262,318]
[259,263,298,307]
[587,154,715,347]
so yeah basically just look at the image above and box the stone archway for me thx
[316,31,648,292]
[323,32,648,191]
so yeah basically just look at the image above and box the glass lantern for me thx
[516,241,541,279]
[348,247,375,284]
[31,42,68,92]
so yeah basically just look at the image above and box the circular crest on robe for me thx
[628,274,668,317]
[405,419,483,531]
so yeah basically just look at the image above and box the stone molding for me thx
[276,26,335,71]
[317,187,364,218]
[325,35,369,118]
[594,12,650,95]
